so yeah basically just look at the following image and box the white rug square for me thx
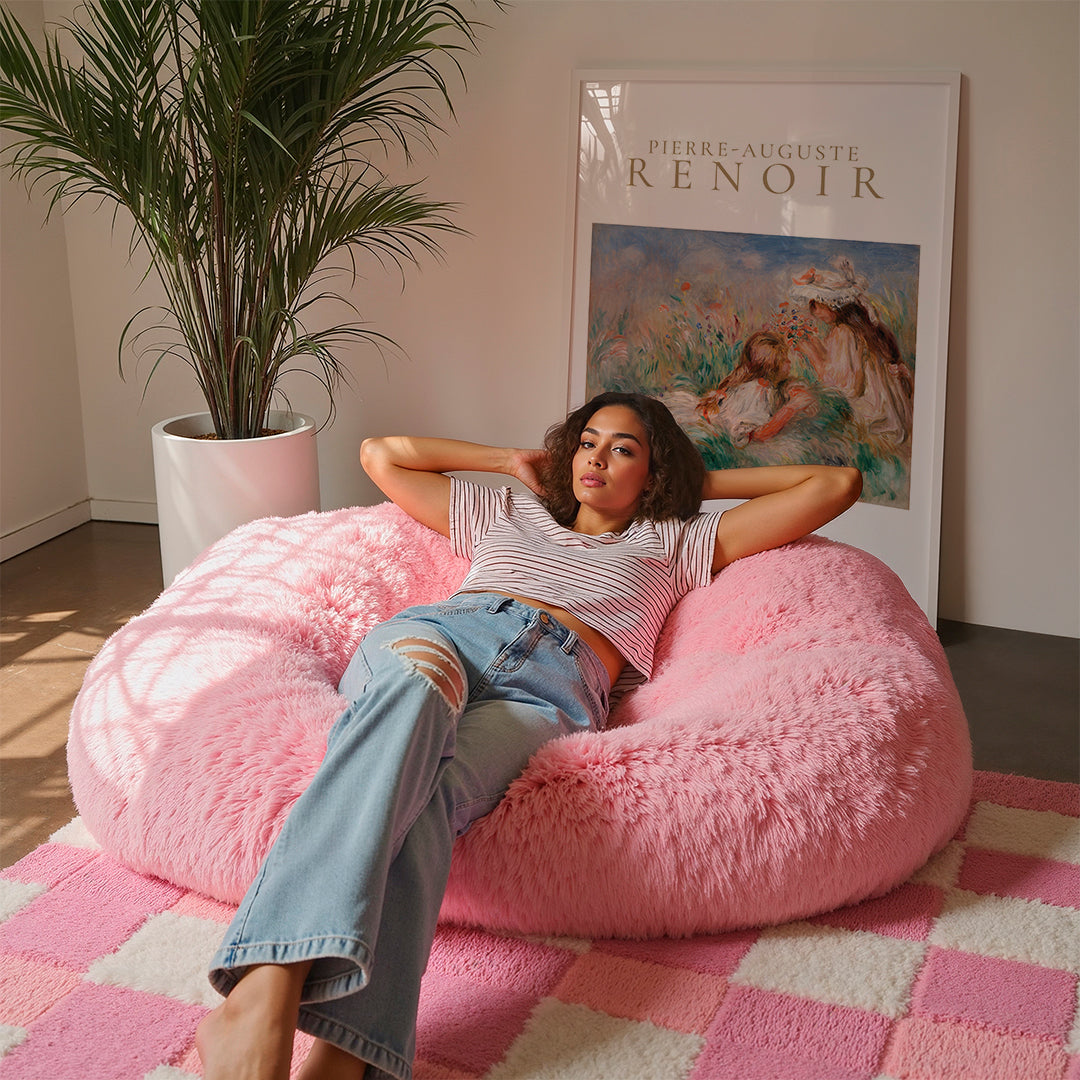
[909,841,964,888]
[486,998,704,1080]
[731,922,926,1018]
[930,889,1080,972]
[86,911,224,1007]
[0,1024,27,1056]
[0,880,45,924]
[964,803,1080,864]
[48,817,101,850]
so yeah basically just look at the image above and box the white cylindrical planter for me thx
[151,410,320,585]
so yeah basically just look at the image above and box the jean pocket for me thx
[432,598,490,616]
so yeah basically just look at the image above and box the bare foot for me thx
[196,963,312,1080]
[297,1037,369,1079]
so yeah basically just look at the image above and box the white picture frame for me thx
[566,69,961,622]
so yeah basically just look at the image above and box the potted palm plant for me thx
[0,0,487,582]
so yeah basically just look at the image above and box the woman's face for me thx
[810,300,837,324]
[571,404,653,522]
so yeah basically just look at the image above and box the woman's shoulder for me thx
[645,511,720,546]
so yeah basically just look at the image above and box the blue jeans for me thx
[208,594,610,1080]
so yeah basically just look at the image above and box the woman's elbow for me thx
[360,437,389,477]
[837,466,863,509]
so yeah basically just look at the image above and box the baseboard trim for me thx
[89,499,158,525]
[1,499,160,561]
[1,501,93,561]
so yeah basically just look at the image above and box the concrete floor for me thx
[1,521,1077,868]
[1,522,163,866]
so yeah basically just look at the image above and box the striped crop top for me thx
[448,477,723,679]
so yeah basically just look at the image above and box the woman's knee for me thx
[377,631,466,715]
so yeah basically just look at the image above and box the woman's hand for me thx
[795,334,826,366]
[508,448,549,497]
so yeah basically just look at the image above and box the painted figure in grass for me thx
[697,329,818,448]
[791,258,914,448]
[196,391,861,1080]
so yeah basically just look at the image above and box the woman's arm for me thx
[360,437,544,537]
[705,464,862,572]
[748,382,816,442]
[795,333,826,373]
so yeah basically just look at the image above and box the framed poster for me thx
[566,70,960,621]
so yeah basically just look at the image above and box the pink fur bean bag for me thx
[68,503,972,938]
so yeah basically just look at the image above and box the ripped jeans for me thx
[207,594,610,1080]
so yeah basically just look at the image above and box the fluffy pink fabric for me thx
[68,504,971,938]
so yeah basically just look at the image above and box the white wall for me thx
[0,2,88,558]
[3,0,1077,637]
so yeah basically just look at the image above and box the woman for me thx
[791,260,914,448]
[196,392,861,1080]
[702,330,817,447]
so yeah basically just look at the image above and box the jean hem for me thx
[298,1007,412,1080]
[208,935,373,1003]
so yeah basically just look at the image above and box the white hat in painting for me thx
[790,256,867,309]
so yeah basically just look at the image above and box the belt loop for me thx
[487,595,511,613]
[561,631,578,654]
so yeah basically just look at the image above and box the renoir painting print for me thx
[566,71,960,618]
[586,224,920,508]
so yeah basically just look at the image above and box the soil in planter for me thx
[193,429,286,440]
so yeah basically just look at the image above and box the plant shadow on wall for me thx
[0,0,497,440]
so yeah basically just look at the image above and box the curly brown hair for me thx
[538,392,705,526]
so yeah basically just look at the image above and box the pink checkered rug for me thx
[1,770,1077,1080]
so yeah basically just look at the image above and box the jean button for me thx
[539,612,551,625]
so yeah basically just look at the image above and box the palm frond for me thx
[0,0,490,438]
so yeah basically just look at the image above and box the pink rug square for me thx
[0,855,183,968]
[0,982,205,1080]
[169,892,238,923]
[415,1058,481,1079]
[809,881,943,940]
[883,1015,1071,1080]
[690,1039,874,1080]
[703,984,892,1072]
[594,928,760,976]
[426,926,576,997]
[970,773,1080,816]
[693,985,891,1080]
[0,843,98,890]
[553,950,728,1033]
[959,847,1080,908]
[912,946,1078,1041]
[415,970,539,1075]
[0,955,82,1025]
